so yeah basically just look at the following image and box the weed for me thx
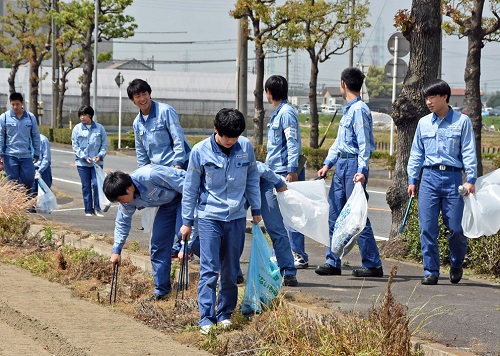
[129,240,140,252]
[42,226,56,243]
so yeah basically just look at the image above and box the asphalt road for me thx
[42,144,500,355]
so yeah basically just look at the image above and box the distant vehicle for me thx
[299,104,310,114]
[322,104,343,114]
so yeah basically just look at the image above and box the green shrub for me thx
[53,128,72,144]
[107,135,136,150]
[302,147,329,170]
[38,125,54,141]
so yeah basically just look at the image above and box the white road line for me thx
[53,177,81,185]
[51,148,74,154]
[375,235,389,241]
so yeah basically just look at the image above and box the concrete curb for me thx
[47,226,477,356]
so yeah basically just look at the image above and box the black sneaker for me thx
[352,267,383,277]
[145,293,167,302]
[449,267,463,284]
[315,263,341,276]
[236,275,245,285]
[283,274,298,287]
[421,274,439,285]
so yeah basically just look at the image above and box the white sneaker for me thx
[219,319,232,328]
[293,253,309,269]
[200,324,215,335]
[85,213,93,217]
[95,211,104,217]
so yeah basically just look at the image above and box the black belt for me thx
[425,165,462,172]
[338,153,357,158]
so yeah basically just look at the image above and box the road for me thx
[47,145,392,250]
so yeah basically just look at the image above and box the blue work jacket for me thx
[71,121,108,167]
[408,107,477,185]
[182,134,261,226]
[112,165,186,254]
[323,97,375,175]
[133,101,191,168]
[266,101,302,173]
[0,109,40,159]
[34,134,51,173]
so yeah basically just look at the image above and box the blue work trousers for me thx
[150,196,182,295]
[3,155,35,191]
[197,217,246,326]
[76,165,100,214]
[325,158,381,269]
[418,168,467,278]
[260,177,297,276]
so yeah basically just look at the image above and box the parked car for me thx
[299,104,310,114]
[321,104,343,114]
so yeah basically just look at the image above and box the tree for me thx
[384,1,442,252]
[274,0,370,148]
[64,0,136,107]
[365,66,393,99]
[0,0,51,120]
[231,0,288,145]
[486,91,500,107]
[442,0,500,176]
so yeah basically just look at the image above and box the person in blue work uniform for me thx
[316,67,383,278]
[103,165,185,301]
[264,75,308,269]
[180,108,261,335]
[407,79,477,285]
[127,78,191,169]
[0,92,40,193]
[71,105,108,217]
[32,133,53,195]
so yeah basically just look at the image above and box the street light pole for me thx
[92,0,99,121]
[51,0,59,128]
[114,72,124,149]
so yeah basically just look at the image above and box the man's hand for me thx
[94,156,101,164]
[286,172,298,182]
[462,182,475,196]
[33,158,38,164]
[34,171,41,180]
[276,184,288,193]
[317,165,329,178]
[408,184,417,197]
[86,157,93,164]
[353,173,365,184]
[180,225,192,241]
[252,215,262,224]
[110,253,121,266]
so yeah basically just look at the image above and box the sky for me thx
[113,0,500,93]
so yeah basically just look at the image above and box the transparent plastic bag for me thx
[330,182,368,259]
[462,168,500,238]
[276,179,330,246]
[36,177,58,214]
[94,163,111,212]
[241,224,282,315]
[141,207,159,234]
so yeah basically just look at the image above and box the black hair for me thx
[264,75,288,101]
[103,171,133,202]
[9,92,24,103]
[127,79,152,100]
[340,67,365,92]
[422,79,451,103]
[214,108,246,138]
[78,105,94,119]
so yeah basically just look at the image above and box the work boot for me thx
[449,267,463,284]
[352,267,383,278]
[315,263,341,276]
[421,274,439,285]
[283,274,298,287]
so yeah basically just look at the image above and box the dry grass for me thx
[0,177,33,242]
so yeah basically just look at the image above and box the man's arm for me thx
[163,106,190,167]
[133,120,150,167]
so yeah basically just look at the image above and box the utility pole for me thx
[236,17,248,123]
[92,0,99,121]
[51,0,59,129]
[348,0,355,67]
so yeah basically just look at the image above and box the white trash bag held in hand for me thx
[276,179,330,246]
[93,163,111,212]
[36,177,58,214]
[462,168,500,238]
[330,182,368,259]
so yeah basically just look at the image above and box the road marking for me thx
[369,207,391,212]
[53,177,81,185]
[51,149,74,154]
[375,235,389,241]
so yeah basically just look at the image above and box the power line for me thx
[113,39,237,45]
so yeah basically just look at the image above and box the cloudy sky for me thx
[113,0,500,92]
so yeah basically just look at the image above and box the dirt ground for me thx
[0,263,209,356]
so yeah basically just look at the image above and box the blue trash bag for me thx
[36,177,58,214]
[241,224,282,316]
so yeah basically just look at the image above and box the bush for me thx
[53,128,72,144]
[107,135,136,150]
[0,178,32,242]
[38,125,54,142]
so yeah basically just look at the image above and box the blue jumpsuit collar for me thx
[431,106,453,124]
[139,101,157,122]
[343,96,362,113]
[209,133,242,154]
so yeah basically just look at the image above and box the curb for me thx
[50,226,477,356]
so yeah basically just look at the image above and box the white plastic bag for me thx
[141,207,159,234]
[93,163,111,212]
[462,168,500,238]
[330,182,368,259]
[276,179,330,246]
[36,177,58,214]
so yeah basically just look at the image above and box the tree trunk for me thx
[80,29,94,107]
[57,75,68,128]
[308,56,320,148]
[8,62,21,94]
[253,41,265,145]
[464,0,485,177]
[383,0,441,255]
[29,63,40,124]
